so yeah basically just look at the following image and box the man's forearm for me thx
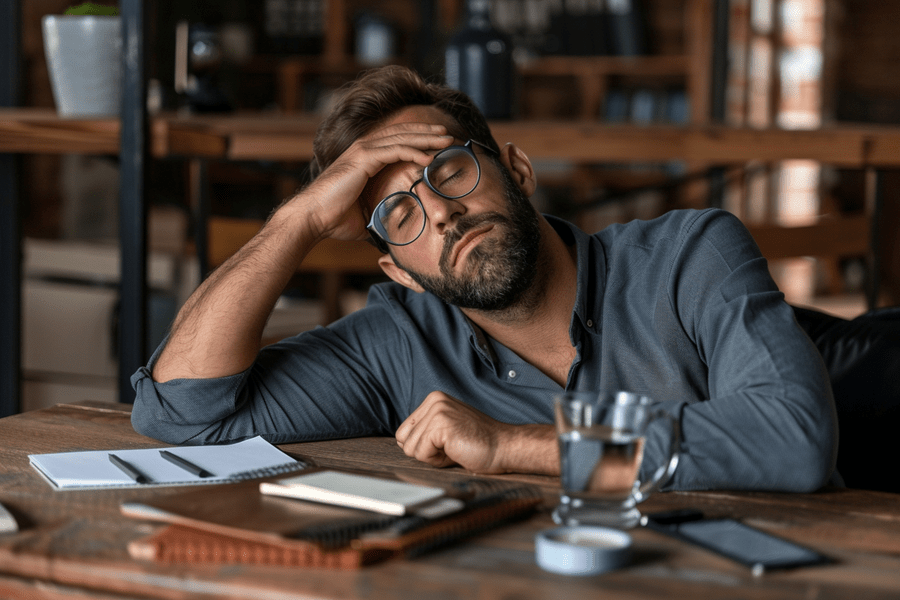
[152,202,321,382]
[496,423,559,475]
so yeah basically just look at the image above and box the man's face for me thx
[392,165,540,311]
[368,106,541,311]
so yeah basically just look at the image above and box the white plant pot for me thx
[42,15,122,117]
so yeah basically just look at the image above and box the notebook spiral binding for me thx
[292,513,401,549]
[401,484,542,557]
[272,479,542,552]
[228,460,310,481]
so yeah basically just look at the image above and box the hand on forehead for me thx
[380,105,460,134]
[347,105,480,216]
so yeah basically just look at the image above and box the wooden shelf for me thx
[0,109,226,158]
[520,55,691,78]
[0,109,120,155]
[490,122,900,167]
[7,109,900,167]
[518,55,694,119]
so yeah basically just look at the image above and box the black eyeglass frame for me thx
[366,139,498,249]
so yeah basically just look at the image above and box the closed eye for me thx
[395,206,416,230]
[436,168,464,189]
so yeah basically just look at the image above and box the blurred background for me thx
[5,0,900,411]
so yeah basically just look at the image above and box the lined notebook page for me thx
[29,436,306,490]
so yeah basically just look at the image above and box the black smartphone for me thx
[642,510,830,574]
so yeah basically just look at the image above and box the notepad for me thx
[29,436,308,490]
[260,470,447,515]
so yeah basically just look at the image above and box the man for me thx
[132,66,837,492]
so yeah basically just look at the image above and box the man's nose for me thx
[419,187,465,234]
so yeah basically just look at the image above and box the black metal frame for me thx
[0,0,21,418]
[118,0,149,403]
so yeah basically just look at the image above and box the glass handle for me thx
[634,411,680,503]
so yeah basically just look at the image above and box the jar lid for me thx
[535,526,632,576]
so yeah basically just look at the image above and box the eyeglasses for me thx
[367,139,497,248]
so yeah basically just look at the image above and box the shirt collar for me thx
[463,215,607,364]
[543,215,606,337]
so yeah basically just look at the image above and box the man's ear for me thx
[378,253,426,293]
[498,143,537,197]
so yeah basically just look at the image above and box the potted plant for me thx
[42,3,121,117]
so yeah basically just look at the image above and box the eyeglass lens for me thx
[378,192,425,245]
[374,146,480,245]
[426,146,480,199]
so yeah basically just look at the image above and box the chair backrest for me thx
[793,305,900,493]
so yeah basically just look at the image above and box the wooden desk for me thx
[1,402,899,599]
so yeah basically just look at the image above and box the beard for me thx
[391,166,542,312]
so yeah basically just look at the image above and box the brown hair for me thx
[309,65,500,179]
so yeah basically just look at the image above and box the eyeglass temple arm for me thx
[469,138,499,155]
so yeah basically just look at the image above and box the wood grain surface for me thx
[1,402,899,600]
[6,108,900,167]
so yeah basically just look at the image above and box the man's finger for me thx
[396,390,446,443]
[410,427,457,468]
[397,409,433,461]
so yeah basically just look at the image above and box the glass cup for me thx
[552,391,679,529]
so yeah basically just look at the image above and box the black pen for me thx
[108,453,152,484]
[159,450,213,478]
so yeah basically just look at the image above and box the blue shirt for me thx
[131,209,837,491]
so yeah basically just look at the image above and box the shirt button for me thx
[586,319,594,328]
[508,370,517,378]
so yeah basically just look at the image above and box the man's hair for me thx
[309,65,500,179]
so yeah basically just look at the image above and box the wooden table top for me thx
[1,402,899,599]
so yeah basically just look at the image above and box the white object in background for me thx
[42,15,122,117]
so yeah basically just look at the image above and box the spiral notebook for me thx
[29,436,308,490]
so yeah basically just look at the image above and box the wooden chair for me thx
[207,216,384,324]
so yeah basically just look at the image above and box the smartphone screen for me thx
[646,514,829,572]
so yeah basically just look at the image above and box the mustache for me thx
[439,212,510,268]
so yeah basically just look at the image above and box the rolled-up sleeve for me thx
[131,289,413,445]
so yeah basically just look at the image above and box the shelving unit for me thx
[0,0,153,417]
[267,0,713,122]
[517,0,714,123]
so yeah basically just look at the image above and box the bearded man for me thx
[132,66,837,492]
